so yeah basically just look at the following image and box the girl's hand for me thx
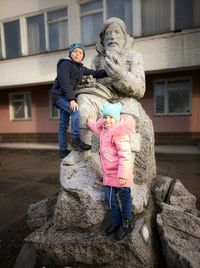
[119,178,126,186]
[70,100,78,111]
[87,117,95,123]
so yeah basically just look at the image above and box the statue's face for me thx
[104,23,125,53]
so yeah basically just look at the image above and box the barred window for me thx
[9,92,32,120]
[154,78,192,115]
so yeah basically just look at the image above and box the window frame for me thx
[79,0,104,46]
[153,77,192,116]
[0,5,68,60]
[9,91,32,121]
[25,6,68,55]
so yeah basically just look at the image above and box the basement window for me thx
[9,92,32,120]
[154,78,192,115]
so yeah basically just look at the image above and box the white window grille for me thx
[154,78,192,115]
[9,92,32,120]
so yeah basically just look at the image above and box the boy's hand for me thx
[119,178,126,186]
[70,100,78,111]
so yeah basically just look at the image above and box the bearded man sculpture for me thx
[64,17,145,165]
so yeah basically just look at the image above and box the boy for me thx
[51,42,107,159]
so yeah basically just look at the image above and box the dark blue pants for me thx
[55,96,80,151]
[104,186,132,226]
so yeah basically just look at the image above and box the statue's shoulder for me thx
[126,48,144,64]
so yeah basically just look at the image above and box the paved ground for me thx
[0,146,199,231]
[0,146,199,267]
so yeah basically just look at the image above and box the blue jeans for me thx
[55,96,80,151]
[104,186,132,226]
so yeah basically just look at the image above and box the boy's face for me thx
[103,115,116,128]
[71,48,84,63]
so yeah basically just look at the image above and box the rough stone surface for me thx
[14,243,38,268]
[169,179,199,215]
[27,194,58,231]
[26,217,154,268]
[152,175,173,206]
[131,183,149,214]
[23,17,159,267]
[157,203,200,268]
[54,189,106,230]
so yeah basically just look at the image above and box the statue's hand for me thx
[104,53,125,80]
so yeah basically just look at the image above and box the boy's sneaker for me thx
[71,137,91,152]
[106,224,120,236]
[114,219,132,241]
[60,149,71,160]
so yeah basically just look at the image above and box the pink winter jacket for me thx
[87,115,136,187]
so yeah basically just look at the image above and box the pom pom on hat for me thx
[68,42,85,59]
[102,102,123,122]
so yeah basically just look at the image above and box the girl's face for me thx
[103,115,116,128]
[71,48,84,63]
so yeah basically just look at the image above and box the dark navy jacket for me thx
[51,57,107,104]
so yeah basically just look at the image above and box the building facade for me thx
[0,0,200,144]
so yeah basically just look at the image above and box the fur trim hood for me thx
[95,114,135,136]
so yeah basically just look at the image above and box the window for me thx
[142,0,170,36]
[175,0,200,30]
[47,8,68,51]
[9,92,32,120]
[80,0,103,46]
[154,78,192,115]
[27,14,46,54]
[107,0,132,34]
[27,7,68,55]
[4,20,21,58]
[141,0,200,36]
[49,90,60,119]
[80,0,132,46]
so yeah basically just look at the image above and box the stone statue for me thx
[15,18,200,268]
[63,17,145,165]
[20,18,160,268]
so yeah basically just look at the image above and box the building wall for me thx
[0,85,58,134]
[0,0,200,88]
[0,0,200,145]
[141,69,200,144]
[142,69,200,133]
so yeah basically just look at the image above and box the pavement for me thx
[0,142,199,232]
[0,142,199,154]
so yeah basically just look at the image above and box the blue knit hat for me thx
[68,42,85,59]
[102,102,123,122]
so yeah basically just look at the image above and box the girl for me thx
[87,102,135,240]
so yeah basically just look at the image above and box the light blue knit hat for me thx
[102,102,123,122]
[68,42,85,59]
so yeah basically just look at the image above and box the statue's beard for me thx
[106,46,122,56]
